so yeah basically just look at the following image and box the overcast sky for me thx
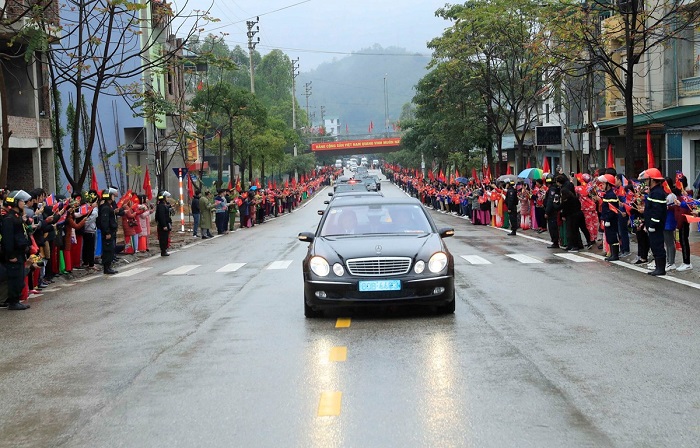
[179,0,452,71]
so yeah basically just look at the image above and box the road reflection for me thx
[419,329,472,448]
[306,337,344,448]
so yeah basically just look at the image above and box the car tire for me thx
[437,294,456,314]
[304,299,322,318]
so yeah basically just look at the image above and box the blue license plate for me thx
[358,280,401,292]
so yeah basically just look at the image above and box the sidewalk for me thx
[437,208,700,279]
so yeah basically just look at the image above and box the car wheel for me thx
[304,298,322,318]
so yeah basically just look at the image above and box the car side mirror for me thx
[439,227,455,238]
[298,232,315,243]
[324,201,329,204]
[317,210,324,215]
[328,192,333,196]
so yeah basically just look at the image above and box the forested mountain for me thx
[296,45,430,137]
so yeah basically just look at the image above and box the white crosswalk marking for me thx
[505,253,543,264]
[73,277,94,283]
[554,253,594,263]
[113,267,153,278]
[460,255,492,265]
[163,265,200,276]
[267,260,293,270]
[216,263,246,273]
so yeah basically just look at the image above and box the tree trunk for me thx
[217,132,223,190]
[228,115,234,186]
[248,154,252,184]
[0,67,12,187]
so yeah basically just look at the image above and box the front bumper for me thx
[303,274,454,309]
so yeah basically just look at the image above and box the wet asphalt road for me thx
[2,173,700,447]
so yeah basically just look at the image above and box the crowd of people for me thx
[390,166,700,276]
[0,167,337,311]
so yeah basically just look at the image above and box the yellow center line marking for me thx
[329,346,347,362]
[317,391,342,416]
[335,318,351,328]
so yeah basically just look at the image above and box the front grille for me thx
[346,257,411,276]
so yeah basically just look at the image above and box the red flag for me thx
[449,173,455,184]
[291,177,297,187]
[542,156,551,174]
[438,169,445,183]
[506,165,513,175]
[197,80,203,91]
[485,166,492,184]
[66,184,71,192]
[267,180,272,190]
[90,166,99,191]
[472,168,478,181]
[235,177,241,192]
[662,180,672,195]
[273,181,277,190]
[455,168,460,178]
[368,121,374,133]
[428,170,434,181]
[255,178,261,188]
[527,159,532,169]
[143,169,153,200]
[187,174,195,198]
[607,143,615,168]
[227,179,233,190]
[285,179,289,188]
[646,129,655,169]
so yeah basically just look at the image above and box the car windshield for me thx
[334,183,367,193]
[320,204,432,236]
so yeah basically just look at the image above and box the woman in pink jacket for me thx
[137,200,152,252]
[122,204,145,254]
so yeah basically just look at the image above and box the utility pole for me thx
[384,74,389,136]
[292,58,299,181]
[246,17,260,94]
[303,81,312,124]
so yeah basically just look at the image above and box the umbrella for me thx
[518,168,544,180]
[249,185,258,191]
[497,174,518,183]
[456,177,469,184]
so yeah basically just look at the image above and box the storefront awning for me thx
[598,104,700,135]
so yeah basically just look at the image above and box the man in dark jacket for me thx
[155,191,173,256]
[543,174,560,248]
[98,189,119,274]
[640,168,668,276]
[191,190,201,237]
[1,190,32,310]
[504,180,518,236]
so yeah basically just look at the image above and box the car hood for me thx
[314,233,443,261]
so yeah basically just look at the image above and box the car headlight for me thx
[310,256,330,276]
[428,252,448,273]
[414,260,425,274]
[333,263,345,276]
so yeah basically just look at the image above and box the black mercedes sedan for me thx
[298,197,455,317]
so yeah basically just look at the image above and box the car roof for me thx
[327,196,421,207]
[332,191,383,199]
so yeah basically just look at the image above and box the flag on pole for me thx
[472,168,478,182]
[187,174,195,198]
[526,159,532,169]
[647,129,655,168]
[143,168,153,200]
[227,179,233,190]
[235,177,241,192]
[542,156,551,174]
[455,168,460,178]
[90,166,99,191]
[607,143,615,168]
[368,121,374,133]
[46,193,56,206]
[506,165,513,175]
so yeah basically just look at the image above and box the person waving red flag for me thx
[90,165,99,191]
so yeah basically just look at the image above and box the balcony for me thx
[679,76,700,98]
